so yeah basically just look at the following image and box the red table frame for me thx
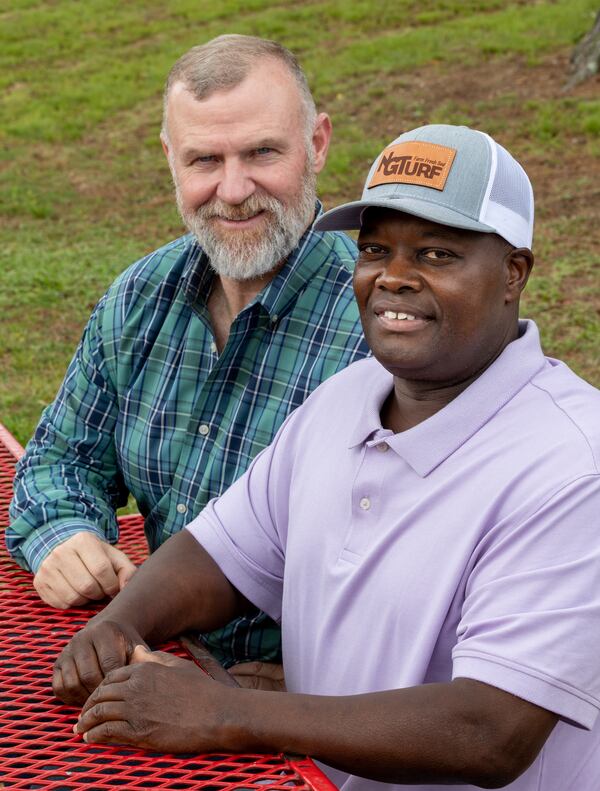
[0,422,336,791]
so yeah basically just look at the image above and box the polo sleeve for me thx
[7,296,128,572]
[185,409,300,624]
[452,474,600,729]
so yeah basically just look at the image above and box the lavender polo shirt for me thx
[187,320,600,791]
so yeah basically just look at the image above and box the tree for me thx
[564,9,600,90]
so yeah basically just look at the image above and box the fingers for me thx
[73,662,215,753]
[76,668,147,747]
[79,668,133,716]
[76,702,127,740]
[229,661,286,691]
[34,533,137,609]
[34,569,90,610]
[53,640,105,706]
[105,544,137,592]
[77,720,133,747]
[130,644,191,668]
[53,621,143,706]
[76,680,134,746]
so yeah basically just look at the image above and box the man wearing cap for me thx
[7,35,369,678]
[53,124,600,790]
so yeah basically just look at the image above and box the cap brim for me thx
[314,196,496,235]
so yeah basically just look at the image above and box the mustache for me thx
[197,195,281,222]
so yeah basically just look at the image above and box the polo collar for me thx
[348,320,547,477]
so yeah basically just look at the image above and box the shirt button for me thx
[271,314,279,325]
[376,443,389,452]
[210,341,217,354]
[198,424,210,436]
[176,503,188,515]
[359,497,371,510]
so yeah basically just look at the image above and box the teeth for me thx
[219,213,259,222]
[382,311,417,320]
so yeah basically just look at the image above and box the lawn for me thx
[1,0,599,445]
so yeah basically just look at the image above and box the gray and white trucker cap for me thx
[315,124,534,249]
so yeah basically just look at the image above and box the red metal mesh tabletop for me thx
[0,423,335,791]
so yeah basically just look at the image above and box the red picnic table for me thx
[0,423,336,791]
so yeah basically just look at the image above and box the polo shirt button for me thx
[176,503,188,515]
[210,341,217,353]
[198,424,210,436]
[376,442,389,452]
[359,497,371,510]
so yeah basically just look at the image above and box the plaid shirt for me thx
[8,211,369,665]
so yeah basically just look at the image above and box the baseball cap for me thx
[315,124,534,249]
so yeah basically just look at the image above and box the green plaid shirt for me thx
[8,213,368,666]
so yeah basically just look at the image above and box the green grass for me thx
[1,0,599,445]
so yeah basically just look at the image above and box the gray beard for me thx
[175,165,317,282]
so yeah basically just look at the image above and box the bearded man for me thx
[7,35,368,676]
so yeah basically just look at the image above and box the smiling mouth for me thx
[374,309,433,332]
[214,210,266,224]
[381,310,419,321]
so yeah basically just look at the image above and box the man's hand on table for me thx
[72,645,238,754]
[53,614,147,705]
[34,532,137,609]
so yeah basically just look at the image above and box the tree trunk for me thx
[564,9,600,90]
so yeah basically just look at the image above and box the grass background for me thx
[1,0,599,445]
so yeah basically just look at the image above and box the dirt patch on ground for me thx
[344,48,599,224]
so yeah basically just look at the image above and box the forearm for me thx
[8,414,124,571]
[223,679,556,787]
[8,299,127,570]
[92,530,247,645]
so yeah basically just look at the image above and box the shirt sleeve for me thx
[453,474,600,729]
[186,409,301,623]
[7,296,128,572]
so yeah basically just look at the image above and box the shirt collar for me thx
[257,200,330,320]
[349,320,547,477]
[181,238,214,309]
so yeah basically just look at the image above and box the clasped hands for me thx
[54,617,284,753]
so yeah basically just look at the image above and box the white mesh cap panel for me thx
[489,142,532,221]
[482,140,534,248]
[484,201,533,250]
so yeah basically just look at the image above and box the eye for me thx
[191,154,217,166]
[255,147,274,155]
[357,242,387,257]
[421,248,455,263]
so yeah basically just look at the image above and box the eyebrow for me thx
[181,138,287,162]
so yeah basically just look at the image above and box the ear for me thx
[310,112,333,174]
[505,247,534,304]
[160,132,170,161]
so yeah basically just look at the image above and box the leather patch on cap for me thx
[368,141,456,191]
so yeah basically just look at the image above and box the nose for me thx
[375,250,423,292]
[215,158,256,205]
